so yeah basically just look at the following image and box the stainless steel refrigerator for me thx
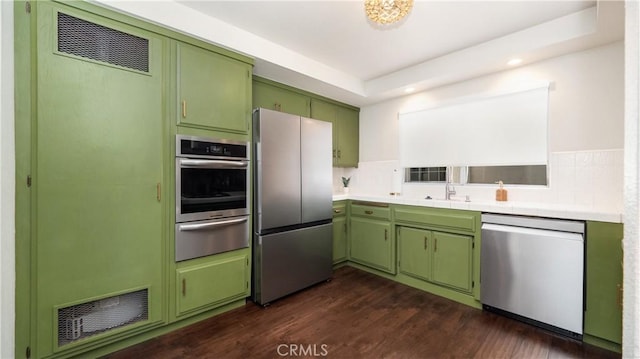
[252,108,333,305]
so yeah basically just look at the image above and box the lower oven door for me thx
[175,215,249,262]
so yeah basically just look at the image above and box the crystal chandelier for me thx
[365,0,414,25]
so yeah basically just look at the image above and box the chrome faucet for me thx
[445,182,456,200]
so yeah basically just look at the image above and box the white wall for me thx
[623,1,640,356]
[347,42,625,211]
[360,41,624,162]
[0,1,15,358]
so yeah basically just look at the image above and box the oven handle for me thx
[178,217,248,232]
[179,158,249,168]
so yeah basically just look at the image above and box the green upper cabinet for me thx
[253,79,310,117]
[34,3,166,356]
[584,221,623,348]
[177,41,252,134]
[335,106,359,167]
[310,98,359,167]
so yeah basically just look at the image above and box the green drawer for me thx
[393,206,477,233]
[351,202,390,220]
[333,203,347,217]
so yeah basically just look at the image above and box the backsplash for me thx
[333,149,623,212]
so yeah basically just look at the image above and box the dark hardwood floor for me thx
[105,266,619,359]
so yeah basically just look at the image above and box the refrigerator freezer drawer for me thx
[253,223,333,305]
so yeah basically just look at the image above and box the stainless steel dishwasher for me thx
[481,214,585,339]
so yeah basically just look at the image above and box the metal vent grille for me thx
[57,289,148,347]
[57,12,149,72]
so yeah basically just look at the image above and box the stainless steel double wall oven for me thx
[175,135,250,261]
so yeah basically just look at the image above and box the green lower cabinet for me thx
[398,227,432,281]
[398,227,472,293]
[333,216,348,264]
[584,221,623,350]
[176,253,250,317]
[350,217,395,274]
[431,231,472,292]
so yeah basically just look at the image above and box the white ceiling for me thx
[97,0,625,107]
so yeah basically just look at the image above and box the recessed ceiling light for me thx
[404,87,415,93]
[507,58,523,66]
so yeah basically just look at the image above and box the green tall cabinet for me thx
[32,3,166,357]
[584,221,623,351]
[177,42,251,134]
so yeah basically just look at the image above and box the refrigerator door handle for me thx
[178,217,248,231]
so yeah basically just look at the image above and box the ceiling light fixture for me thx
[507,58,523,66]
[365,0,414,25]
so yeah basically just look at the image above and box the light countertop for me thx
[332,194,622,223]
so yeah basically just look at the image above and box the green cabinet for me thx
[177,41,251,134]
[176,252,250,317]
[584,221,623,349]
[332,202,348,264]
[33,3,166,356]
[398,227,472,293]
[253,78,310,117]
[349,203,394,274]
[310,98,359,168]
[398,227,432,281]
[431,231,472,292]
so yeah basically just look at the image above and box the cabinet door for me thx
[332,216,348,264]
[398,227,432,281]
[310,98,338,164]
[178,42,250,133]
[350,217,394,273]
[35,4,165,355]
[336,106,359,167]
[584,221,623,344]
[431,231,472,292]
[177,254,249,316]
[253,80,310,117]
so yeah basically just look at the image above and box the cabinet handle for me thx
[384,229,388,241]
[334,209,342,214]
[434,238,437,252]
[181,100,187,118]
[617,284,623,308]
[424,236,428,250]
[182,278,186,296]
[365,210,373,215]
[156,183,161,202]
[337,149,342,159]
[333,149,336,159]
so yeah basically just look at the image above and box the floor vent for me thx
[57,289,148,347]
[57,12,150,72]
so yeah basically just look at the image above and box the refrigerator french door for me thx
[252,108,333,305]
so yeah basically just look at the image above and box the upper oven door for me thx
[176,157,250,222]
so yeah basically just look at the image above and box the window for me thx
[405,167,447,182]
[404,165,547,186]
